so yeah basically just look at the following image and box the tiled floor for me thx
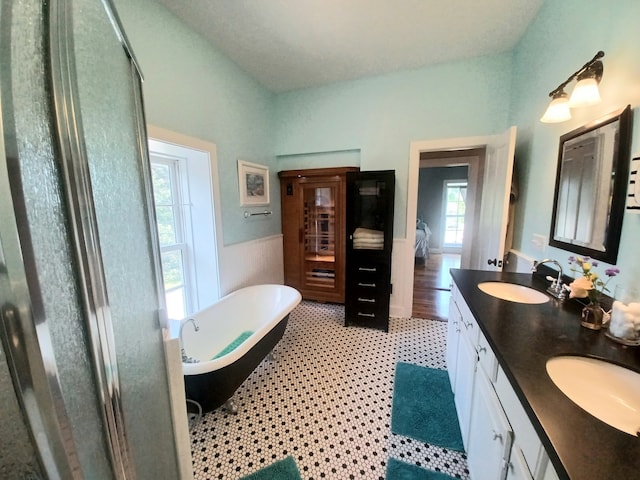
[189,301,470,480]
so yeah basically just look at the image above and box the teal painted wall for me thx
[509,0,640,289]
[115,0,640,291]
[275,55,513,235]
[113,0,279,246]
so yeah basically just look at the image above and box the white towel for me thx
[354,238,384,250]
[354,243,384,250]
[353,227,384,240]
[353,238,384,246]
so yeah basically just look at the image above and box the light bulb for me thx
[540,94,571,123]
[569,78,601,107]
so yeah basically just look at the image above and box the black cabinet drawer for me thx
[352,278,389,295]
[348,296,389,315]
[347,261,389,287]
[345,292,390,331]
[348,256,388,276]
[345,302,390,331]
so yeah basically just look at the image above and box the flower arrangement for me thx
[566,256,620,304]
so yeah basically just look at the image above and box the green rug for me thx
[385,458,457,479]
[240,456,301,480]
[391,362,464,451]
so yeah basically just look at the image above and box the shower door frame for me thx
[47,0,168,478]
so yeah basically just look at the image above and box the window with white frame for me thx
[443,180,467,249]
[148,135,221,320]
[151,157,191,320]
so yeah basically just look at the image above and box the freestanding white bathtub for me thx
[180,284,301,412]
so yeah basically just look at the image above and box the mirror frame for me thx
[549,105,632,264]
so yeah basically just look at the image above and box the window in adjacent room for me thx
[443,180,467,249]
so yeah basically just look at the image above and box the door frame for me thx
[402,135,494,318]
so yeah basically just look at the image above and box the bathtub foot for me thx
[223,399,238,415]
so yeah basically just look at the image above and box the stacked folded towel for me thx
[359,186,379,196]
[353,227,384,250]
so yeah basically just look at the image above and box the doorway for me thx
[403,128,516,320]
[411,151,480,319]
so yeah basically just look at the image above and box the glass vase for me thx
[581,302,605,330]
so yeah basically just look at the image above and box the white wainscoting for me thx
[390,238,413,319]
[218,235,413,318]
[219,234,285,296]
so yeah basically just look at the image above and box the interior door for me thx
[467,126,517,271]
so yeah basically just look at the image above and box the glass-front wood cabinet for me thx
[279,167,359,303]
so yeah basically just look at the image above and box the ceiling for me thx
[155,0,544,93]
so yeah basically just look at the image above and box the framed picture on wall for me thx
[238,160,270,206]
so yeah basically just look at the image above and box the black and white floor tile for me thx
[189,301,470,480]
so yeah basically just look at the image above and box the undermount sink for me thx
[477,281,549,304]
[546,356,640,436]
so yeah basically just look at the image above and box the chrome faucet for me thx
[532,259,566,300]
[180,318,200,340]
[180,318,200,363]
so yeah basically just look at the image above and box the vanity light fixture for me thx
[540,51,605,123]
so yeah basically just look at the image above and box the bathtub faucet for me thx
[180,318,200,343]
[180,318,200,363]
[532,259,566,300]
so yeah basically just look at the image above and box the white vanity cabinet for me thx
[449,284,480,448]
[467,367,513,479]
[448,281,559,480]
[496,367,557,480]
[446,295,460,391]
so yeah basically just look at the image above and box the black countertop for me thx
[449,269,640,480]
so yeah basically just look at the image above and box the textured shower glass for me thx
[0,118,44,477]
[0,344,42,479]
[1,0,111,477]
[72,0,180,477]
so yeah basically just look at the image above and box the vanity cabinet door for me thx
[507,446,534,480]
[450,281,480,448]
[477,328,498,382]
[496,367,547,477]
[468,368,514,480]
[541,458,560,480]
[446,294,461,391]
[453,320,476,448]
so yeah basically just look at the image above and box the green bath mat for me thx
[240,456,301,480]
[391,362,464,451]
[212,331,254,359]
[385,458,457,480]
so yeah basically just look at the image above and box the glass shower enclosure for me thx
[0,0,186,478]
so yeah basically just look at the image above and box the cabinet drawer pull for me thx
[358,266,377,272]
[357,297,376,303]
[357,312,376,318]
[358,282,376,288]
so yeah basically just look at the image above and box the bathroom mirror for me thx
[549,105,631,264]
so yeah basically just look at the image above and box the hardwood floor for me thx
[412,253,460,321]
